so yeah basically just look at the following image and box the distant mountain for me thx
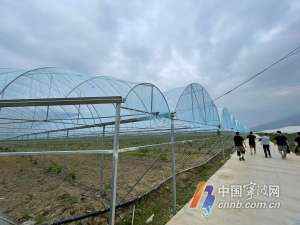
[252,113,300,131]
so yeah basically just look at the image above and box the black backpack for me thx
[286,145,290,154]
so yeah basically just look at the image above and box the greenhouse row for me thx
[0,67,248,140]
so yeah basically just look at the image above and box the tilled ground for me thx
[0,135,231,224]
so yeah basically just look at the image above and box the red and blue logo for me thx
[189,181,215,216]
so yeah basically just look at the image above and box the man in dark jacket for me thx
[247,131,256,155]
[294,132,300,154]
[234,132,246,161]
[273,131,288,159]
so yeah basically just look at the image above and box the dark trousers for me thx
[263,145,271,158]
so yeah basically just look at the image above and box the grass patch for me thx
[47,163,63,174]
[35,214,47,224]
[0,146,15,152]
[58,193,79,205]
[64,169,77,182]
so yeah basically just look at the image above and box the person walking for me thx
[294,132,300,154]
[273,131,288,159]
[234,132,246,161]
[247,131,256,155]
[259,135,271,158]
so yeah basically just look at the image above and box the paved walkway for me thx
[167,142,300,225]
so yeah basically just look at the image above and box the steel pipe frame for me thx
[109,102,121,225]
[99,126,105,195]
[3,110,162,141]
[170,112,177,215]
[0,96,223,224]
[0,96,123,225]
[0,96,123,107]
[0,81,233,225]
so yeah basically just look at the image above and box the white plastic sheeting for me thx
[0,68,248,140]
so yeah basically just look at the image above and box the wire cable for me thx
[214,45,300,101]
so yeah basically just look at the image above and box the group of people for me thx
[233,131,300,161]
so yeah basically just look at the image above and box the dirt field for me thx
[0,133,233,224]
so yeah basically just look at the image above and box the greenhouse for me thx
[220,107,238,131]
[0,67,248,225]
[164,83,220,130]
[0,67,172,140]
[0,67,248,141]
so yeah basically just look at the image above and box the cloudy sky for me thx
[0,0,299,127]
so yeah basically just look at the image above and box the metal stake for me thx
[109,103,121,225]
[218,128,225,160]
[170,112,177,215]
[100,126,105,194]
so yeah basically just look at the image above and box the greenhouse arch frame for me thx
[0,67,249,225]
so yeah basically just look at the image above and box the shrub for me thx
[47,163,63,174]
[64,168,77,182]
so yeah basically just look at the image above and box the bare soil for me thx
[0,134,232,224]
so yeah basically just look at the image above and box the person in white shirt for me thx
[259,135,271,158]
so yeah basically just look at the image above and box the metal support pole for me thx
[191,86,195,122]
[77,104,81,124]
[109,103,121,225]
[170,113,177,215]
[201,87,207,124]
[150,86,154,127]
[45,105,49,121]
[218,128,225,160]
[99,126,105,195]
[63,132,67,176]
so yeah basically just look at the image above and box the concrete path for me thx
[167,142,300,225]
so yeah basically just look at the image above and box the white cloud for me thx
[0,0,299,127]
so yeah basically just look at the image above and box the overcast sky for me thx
[0,0,299,127]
